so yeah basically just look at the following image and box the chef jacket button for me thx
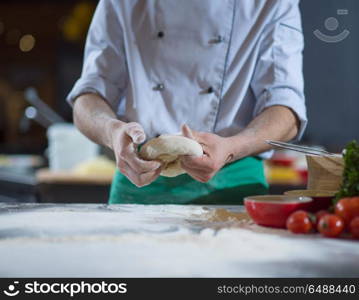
[153,83,165,91]
[209,35,224,44]
[157,31,164,38]
[207,86,214,94]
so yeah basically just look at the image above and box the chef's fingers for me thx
[125,122,146,144]
[180,160,215,184]
[120,160,162,187]
[181,154,213,172]
[134,165,162,187]
[200,144,210,155]
[179,154,215,182]
[180,157,207,172]
[127,150,162,173]
[184,168,212,183]
[181,124,196,140]
[181,124,210,153]
[181,124,207,141]
[179,162,202,179]
[120,144,162,173]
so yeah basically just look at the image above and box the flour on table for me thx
[205,208,252,223]
[1,204,359,277]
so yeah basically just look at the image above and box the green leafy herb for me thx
[334,140,359,204]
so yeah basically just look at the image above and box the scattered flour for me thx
[0,204,358,277]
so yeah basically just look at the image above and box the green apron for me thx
[109,156,268,205]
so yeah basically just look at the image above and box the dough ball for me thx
[139,135,203,177]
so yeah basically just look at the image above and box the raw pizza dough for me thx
[139,135,203,177]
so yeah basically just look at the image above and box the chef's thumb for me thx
[126,123,146,144]
[181,124,196,140]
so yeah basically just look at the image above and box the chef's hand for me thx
[180,124,234,183]
[110,122,162,187]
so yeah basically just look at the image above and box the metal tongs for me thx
[266,140,338,157]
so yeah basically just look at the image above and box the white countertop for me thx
[0,203,358,277]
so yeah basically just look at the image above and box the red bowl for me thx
[284,190,335,212]
[244,195,313,228]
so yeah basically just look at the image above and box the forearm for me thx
[73,93,161,186]
[73,93,125,149]
[227,105,300,161]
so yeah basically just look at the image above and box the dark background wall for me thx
[0,0,358,153]
[300,0,359,150]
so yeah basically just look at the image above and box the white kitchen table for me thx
[0,203,358,277]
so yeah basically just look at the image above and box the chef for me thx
[67,0,307,204]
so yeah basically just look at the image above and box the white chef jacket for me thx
[67,0,307,157]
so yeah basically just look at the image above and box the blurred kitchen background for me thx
[0,0,358,203]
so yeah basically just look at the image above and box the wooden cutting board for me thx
[306,155,344,191]
[36,168,113,185]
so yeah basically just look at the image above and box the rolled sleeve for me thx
[66,0,128,111]
[253,87,308,141]
[251,0,307,141]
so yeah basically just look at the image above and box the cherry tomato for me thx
[318,214,344,238]
[350,196,359,219]
[349,217,359,239]
[335,197,359,227]
[315,210,330,227]
[286,210,313,234]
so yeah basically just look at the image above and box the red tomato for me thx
[349,217,359,239]
[286,210,313,234]
[315,210,330,227]
[318,214,345,238]
[351,196,359,219]
[335,197,359,227]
